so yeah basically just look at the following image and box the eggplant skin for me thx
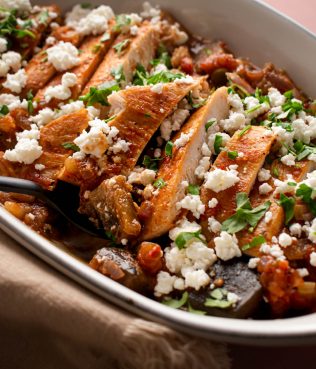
[189,259,262,318]
[89,247,153,293]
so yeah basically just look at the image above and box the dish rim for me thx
[1,0,316,345]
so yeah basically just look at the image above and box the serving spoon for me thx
[0,176,104,237]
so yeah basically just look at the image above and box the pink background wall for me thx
[263,0,316,34]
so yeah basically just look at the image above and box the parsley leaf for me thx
[214,134,223,155]
[38,10,49,24]
[205,119,216,131]
[79,81,120,106]
[296,183,316,215]
[187,184,200,195]
[133,64,183,86]
[142,155,162,171]
[162,291,189,308]
[113,39,130,54]
[151,44,171,68]
[62,142,80,151]
[238,125,251,137]
[221,192,271,234]
[0,104,9,116]
[26,90,34,114]
[111,65,125,86]
[204,288,234,309]
[165,141,173,158]
[175,231,205,249]
[113,14,131,32]
[278,193,295,225]
[153,178,166,189]
[241,235,266,251]
[228,150,238,160]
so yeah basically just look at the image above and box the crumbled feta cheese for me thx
[308,218,316,243]
[35,163,45,171]
[227,292,240,305]
[195,156,211,179]
[0,37,7,53]
[258,168,271,182]
[110,139,131,154]
[260,243,285,260]
[273,175,296,195]
[0,0,31,13]
[73,5,114,36]
[169,218,201,241]
[86,105,100,119]
[228,93,243,112]
[65,4,91,27]
[289,223,302,238]
[310,252,316,267]
[204,167,239,193]
[150,83,163,94]
[268,87,285,107]
[281,153,296,167]
[214,232,242,261]
[248,257,260,269]
[207,216,221,234]
[130,25,139,36]
[46,36,56,45]
[4,124,42,164]
[44,72,77,102]
[3,68,27,93]
[154,271,176,297]
[244,96,270,119]
[160,107,190,141]
[2,51,21,72]
[264,211,273,224]
[278,232,292,247]
[208,198,218,208]
[184,269,210,290]
[259,182,273,195]
[141,2,161,19]
[201,142,211,156]
[47,42,80,71]
[297,268,309,278]
[220,112,246,134]
[174,129,193,148]
[128,167,156,186]
[176,194,205,219]
[173,277,185,290]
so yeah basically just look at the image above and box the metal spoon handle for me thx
[0,176,46,199]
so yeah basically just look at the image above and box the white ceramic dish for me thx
[1,0,316,345]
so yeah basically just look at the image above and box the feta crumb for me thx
[174,129,193,148]
[278,232,292,247]
[0,38,7,53]
[150,83,163,94]
[268,87,286,107]
[121,238,128,245]
[208,198,218,208]
[207,216,221,234]
[176,194,205,219]
[259,182,273,195]
[281,153,296,167]
[289,223,302,238]
[248,257,260,269]
[258,168,271,182]
[4,124,42,164]
[308,218,316,243]
[310,252,316,267]
[184,269,210,290]
[46,36,56,45]
[264,211,273,224]
[0,0,31,13]
[169,218,201,241]
[3,68,27,93]
[195,156,211,180]
[227,93,243,112]
[44,72,77,102]
[34,163,45,171]
[297,268,309,278]
[214,232,242,261]
[128,167,156,186]
[154,271,176,297]
[220,112,246,134]
[208,132,230,154]
[173,277,185,290]
[74,5,114,36]
[47,42,80,71]
[227,292,240,305]
[204,167,239,193]
[2,51,22,72]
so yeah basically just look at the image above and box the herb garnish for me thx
[238,125,251,138]
[205,119,216,131]
[241,235,266,251]
[165,141,173,158]
[79,81,120,106]
[187,184,199,195]
[296,183,316,215]
[0,104,9,116]
[113,14,131,32]
[228,150,238,160]
[150,44,171,68]
[113,39,130,54]
[214,134,223,155]
[175,231,205,249]
[142,155,162,171]
[26,90,34,114]
[62,142,80,151]
[153,178,166,189]
[221,192,271,234]
[204,288,235,309]
[278,193,295,225]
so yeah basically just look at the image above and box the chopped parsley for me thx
[228,150,238,160]
[204,288,234,309]
[294,140,316,161]
[153,178,166,189]
[272,165,279,178]
[214,134,223,155]
[162,291,188,308]
[0,9,35,40]
[278,193,295,225]
[165,141,173,158]
[150,44,171,68]
[296,183,316,215]
[0,104,9,116]
[142,155,162,171]
[187,184,199,195]
[205,119,216,131]
[175,231,205,249]
[113,14,131,32]
[101,32,110,42]
[241,235,266,251]
[111,65,125,86]
[26,90,34,114]
[62,142,80,151]
[221,192,271,234]
[79,81,120,106]
[133,64,183,86]
[281,90,303,118]
[238,125,251,137]
[113,39,130,54]
[38,10,49,24]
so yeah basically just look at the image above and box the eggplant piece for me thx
[188,259,262,318]
[89,247,152,292]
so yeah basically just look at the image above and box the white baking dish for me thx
[1,0,316,345]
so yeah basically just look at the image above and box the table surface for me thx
[231,3,315,368]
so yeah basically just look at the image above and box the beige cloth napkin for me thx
[0,230,230,369]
